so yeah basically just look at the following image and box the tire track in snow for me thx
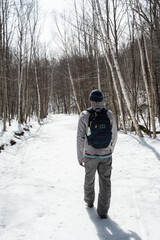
[131,188,149,240]
[121,157,150,239]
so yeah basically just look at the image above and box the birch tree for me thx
[29,0,41,123]
[92,1,101,90]
[105,0,126,133]
[94,0,143,137]
[55,15,81,114]
[0,0,9,131]
[129,0,156,138]
[15,0,27,125]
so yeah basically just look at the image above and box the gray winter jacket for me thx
[77,103,117,164]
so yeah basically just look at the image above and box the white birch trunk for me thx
[96,50,101,91]
[17,65,23,123]
[103,49,127,134]
[92,1,101,90]
[1,9,7,131]
[135,0,156,138]
[55,21,81,114]
[67,61,81,114]
[34,63,41,123]
[95,0,143,137]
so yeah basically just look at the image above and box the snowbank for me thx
[0,114,160,240]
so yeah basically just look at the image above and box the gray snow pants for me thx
[84,156,112,216]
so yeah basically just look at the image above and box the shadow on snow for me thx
[87,207,142,240]
[130,135,160,161]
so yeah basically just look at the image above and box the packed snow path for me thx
[0,115,160,240]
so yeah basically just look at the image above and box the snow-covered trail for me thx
[0,114,160,240]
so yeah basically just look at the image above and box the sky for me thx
[39,0,70,15]
[38,0,73,53]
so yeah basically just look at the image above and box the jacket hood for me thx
[91,103,103,112]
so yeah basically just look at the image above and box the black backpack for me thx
[86,107,112,149]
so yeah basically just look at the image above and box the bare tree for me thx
[105,0,126,133]
[54,14,81,114]
[94,0,143,137]
[129,0,156,138]
[0,0,9,131]
[92,1,101,90]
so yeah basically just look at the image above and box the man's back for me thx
[86,107,112,149]
[77,103,117,165]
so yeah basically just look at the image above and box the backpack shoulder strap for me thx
[101,108,108,114]
[86,107,94,113]
[86,107,108,118]
[86,108,95,127]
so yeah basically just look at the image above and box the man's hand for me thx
[80,162,85,167]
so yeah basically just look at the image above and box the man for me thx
[77,89,117,219]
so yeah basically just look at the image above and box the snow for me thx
[0,114,160,240]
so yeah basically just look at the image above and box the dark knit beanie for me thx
[89,89,103,102]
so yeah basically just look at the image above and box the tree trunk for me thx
[92,1,101,90]
[1,4,7,131]
[103,51,126,133]
[132,0,156,138]
[35,62,41,123]
[95,51,101,90]
[95,0,143,137]
[67,61,81,114]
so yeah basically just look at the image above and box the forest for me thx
[0,0,160,138]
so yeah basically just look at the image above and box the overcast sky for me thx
[38,0,73,51]
[39,0,68,13]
